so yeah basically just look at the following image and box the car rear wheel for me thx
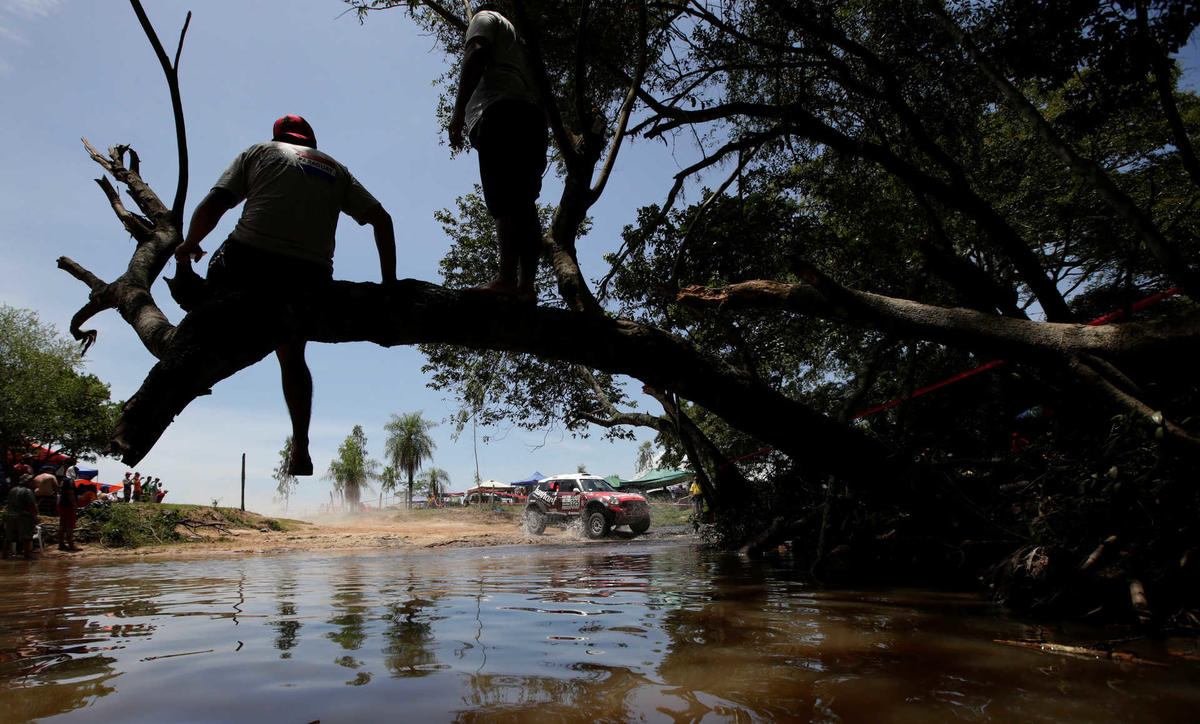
[585,511,610,539]
[630,518,650,535]
[524,507,547,535]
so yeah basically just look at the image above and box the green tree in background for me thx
[273,436,299,511]
[418,467,451,506]
[379,464,400,509]
[0,304,119,461]
[635,441,655,475]
[325,425,379,511]
[384,413,436,510]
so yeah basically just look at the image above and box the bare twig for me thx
[129,0,190,225]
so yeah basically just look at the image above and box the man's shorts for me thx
[207,238,332,294]
[3,513,34,542]
[471,99,548,217]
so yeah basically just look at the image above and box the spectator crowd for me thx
[2,458,168,559]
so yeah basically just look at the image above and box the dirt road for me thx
[44,506,694,560]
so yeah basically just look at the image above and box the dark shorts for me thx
[3,513,34,542]
[207,238,332,295]
[471,99,547,217]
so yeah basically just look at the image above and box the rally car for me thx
[523,473,651,538]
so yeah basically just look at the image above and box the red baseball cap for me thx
[272,114,316,146]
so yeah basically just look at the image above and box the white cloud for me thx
[2,0,64,20]
[0,0,59,75]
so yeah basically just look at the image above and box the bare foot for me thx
[288,449,314,476]
[472,279,520,296]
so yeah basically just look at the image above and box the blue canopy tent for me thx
[508,471,546,495]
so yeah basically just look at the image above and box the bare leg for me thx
[478,207,540,302]
[514,203,541,301]
[277,342,314,476]
[476,215,521,296]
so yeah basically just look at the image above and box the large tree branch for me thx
[111,280,892,487]
[676,278,1200,362]
[1069,355,1200,448]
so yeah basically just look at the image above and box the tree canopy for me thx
[0,304,119,462]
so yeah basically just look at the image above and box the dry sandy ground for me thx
[41,507,694,560]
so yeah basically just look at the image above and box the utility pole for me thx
[240,452,246,512]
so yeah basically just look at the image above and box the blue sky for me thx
[1,0,702,513]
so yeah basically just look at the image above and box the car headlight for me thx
[602,495,620,506]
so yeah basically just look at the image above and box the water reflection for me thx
[0,544,1196,723]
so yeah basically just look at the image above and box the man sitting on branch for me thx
[174,114,396,475]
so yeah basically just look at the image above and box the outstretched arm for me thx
[361,204,396,283]
[175,188,237,264]
[448,36,490,150]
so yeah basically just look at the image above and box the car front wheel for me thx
[524,507,548,535]
[585,511,610,539]
[630,518,650,534]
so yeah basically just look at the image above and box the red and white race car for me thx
[523,473,651,538]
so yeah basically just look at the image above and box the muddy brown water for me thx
[0,540,1196,722]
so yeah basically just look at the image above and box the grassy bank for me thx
[67,503,306,549]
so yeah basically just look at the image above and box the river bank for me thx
[29,503,696,560]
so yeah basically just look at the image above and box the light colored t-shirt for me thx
[214,141,380,269]
[464,10,539,135]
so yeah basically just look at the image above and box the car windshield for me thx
[579,478,614,492]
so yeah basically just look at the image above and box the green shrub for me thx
[81,504,183,548]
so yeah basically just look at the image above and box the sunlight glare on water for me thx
[0,541,1197,722]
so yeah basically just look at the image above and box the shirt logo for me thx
[296,150,337,183]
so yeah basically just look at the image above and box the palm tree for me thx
[325,425,380,512]
[379,464,400,509]
[384,412,437,509]
[418,467,451,506]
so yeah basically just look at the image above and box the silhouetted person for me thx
[175,115,397,475]
[3,474,39,559]
[449,2,546,303]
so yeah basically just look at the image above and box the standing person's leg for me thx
[498,203,542,300]
[474,100,546,300]
[2,516,14,558]
[61,507,76,550]
[277,341,314,476]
